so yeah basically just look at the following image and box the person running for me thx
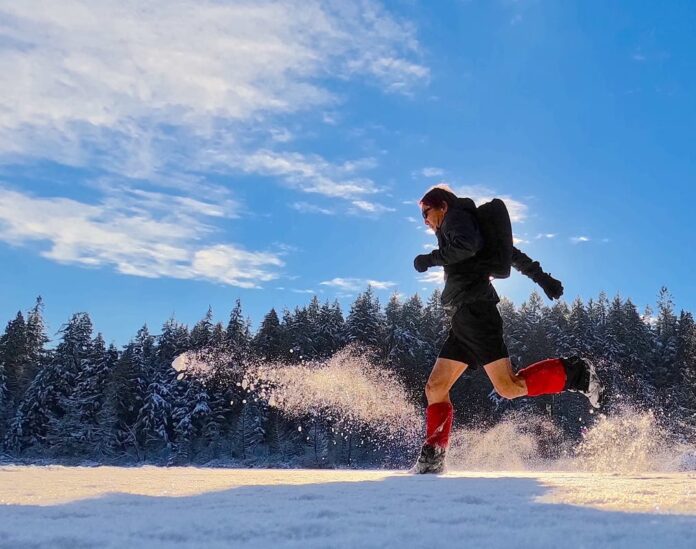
[411,184,602,474]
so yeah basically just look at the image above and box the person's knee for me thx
[425,378,448,402]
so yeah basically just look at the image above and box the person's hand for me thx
[538,273,564,300]
[413,254,434,273]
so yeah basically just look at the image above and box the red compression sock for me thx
[518,358,567,396]
[425,402,453,448]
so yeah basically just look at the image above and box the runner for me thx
[412,185,602,474]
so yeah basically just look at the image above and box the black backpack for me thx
[460,197,513,279]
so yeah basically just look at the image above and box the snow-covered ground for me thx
[1,466,695,548]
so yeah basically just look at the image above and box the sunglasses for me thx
[421,207,432,220]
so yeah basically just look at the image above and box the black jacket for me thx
[427,198,547,311]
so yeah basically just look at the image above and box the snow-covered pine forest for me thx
[1,286,694,467]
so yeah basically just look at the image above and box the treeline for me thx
[0,287,694,467]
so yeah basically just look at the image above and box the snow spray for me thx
[446,407,696,473]
[446,413,566,471]
[241,346,423,450]
[570,407,696,473]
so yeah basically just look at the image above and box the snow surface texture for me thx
[1,466,695,548]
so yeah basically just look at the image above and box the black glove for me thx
[537,273,564,300]
[413,254,434,273]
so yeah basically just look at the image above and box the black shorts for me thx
[437,301,509,370]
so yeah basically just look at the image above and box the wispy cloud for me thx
[415,167,444,178]
[0,185,283,288]
[0,0,428,210]
[535,233,557,239]
[235,150,380,201]
[571,236,591,244]
[350,200,396,214]
[418,269,444,285]
[291,202,335,215]
[454,185,528,222]
[320,277,396,292]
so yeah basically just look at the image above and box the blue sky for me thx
[1,0,694,345]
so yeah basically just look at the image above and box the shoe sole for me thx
[586,361,604,409]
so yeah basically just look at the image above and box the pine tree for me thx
[190,307,215,350]
[288,306,316,361]
[53,334,116,457]
[383,294,428,392]
[498,297,523,362]
[6,313,94,454]
[24,297,50,391]
[587,292,610,358]
[421,290,448,355]
[522,292,554,363]
[226,299,251,360]
[43,313,96,455]
[110,326,155,459]
[315,300,345,358]
[234,398,266,460]
[567,298,592,357]
[254,308,283,361]
[0,312,30,417]
[344,286,384,350]
[546,301,572,356]
[384,293,403,361]
[279,309,295,361]
[676,311,696,421]
[136,373,174,459]
[0,353,7,448]
[171,374,212,463]
[653,287,680,397]
[157,318,190,366]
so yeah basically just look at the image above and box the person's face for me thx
[421,202,447,231]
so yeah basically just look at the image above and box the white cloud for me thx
[350,200,395,214]
[423,243,437,250]
[418,167,444,178]
[269,128,294,143]
[290,288,316,294]
[0,0,427,211]
[291,202,335,215]
[0,1,426,140]
[418,269,444,285]
[454,185,528,222]
[235,150,380,200]
[571,236,591,244]
[320,277,396,292]
[0,185,283,288]
[535,233,557,239]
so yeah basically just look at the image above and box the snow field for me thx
[1,466,695,549]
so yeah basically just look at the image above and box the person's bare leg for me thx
[483,357,528,399]
[412,357,468,473]
[425,357,469,405]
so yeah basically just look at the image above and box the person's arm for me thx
[429,210,483,266]
[511,246,542,279]
[512,246,564,299]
